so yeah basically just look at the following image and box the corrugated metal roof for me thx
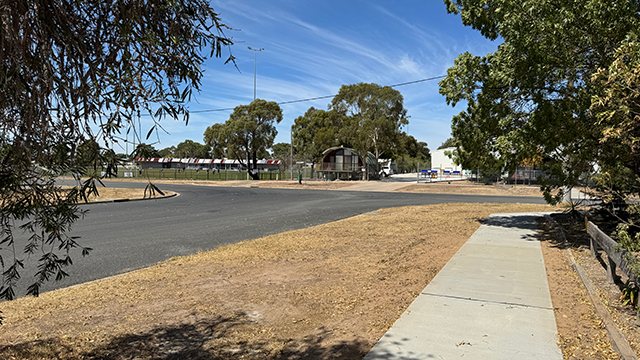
[135,157,280,164]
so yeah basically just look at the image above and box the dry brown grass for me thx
[398,181,547,197]
[84,177,551,196]
[0,202,558,359]
[60,187,175,202]
[80,178,356,191]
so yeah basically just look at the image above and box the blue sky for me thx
[134,0,499,155]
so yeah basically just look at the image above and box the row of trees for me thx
[202,83,429,177]
[135,84,431,177]
[440,0,640,204]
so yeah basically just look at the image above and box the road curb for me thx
[82,192,178,205]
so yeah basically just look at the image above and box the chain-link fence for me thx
[77,168,308,181]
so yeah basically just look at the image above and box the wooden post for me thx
[590,237,597,259]
[588,220,598,259]
[606,255,617,284]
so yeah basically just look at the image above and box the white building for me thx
[431,147,463,173]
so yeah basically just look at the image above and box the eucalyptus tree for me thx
[330,83,408,176]
[203,123,226,159]
[217,99,283,179]
[270,143,291,162]
[440,0,640,203]
[397,134,430,173]
[158,146,177,158]
[0,0,234,302]
[292,107,341,170]
[175,140,209,159]
[132,143,161,159]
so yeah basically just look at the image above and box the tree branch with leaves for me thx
[0,0,235,304]
[440,0,640,203]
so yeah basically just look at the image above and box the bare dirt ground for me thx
[551,214,640,358]
[76,187,176,202]
[398,180,547,197]
[0,203,560,360]
[94,177,548,196]
[83,178,356,191]
[538,219,624,359]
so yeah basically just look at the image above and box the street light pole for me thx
[246,46,263,180]
[247,46,264,100]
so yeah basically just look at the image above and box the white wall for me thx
[431,147,462,172]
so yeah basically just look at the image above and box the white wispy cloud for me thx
[146,0,500,153]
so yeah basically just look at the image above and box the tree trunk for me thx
[375,147,380,179]
[250,150,259,180]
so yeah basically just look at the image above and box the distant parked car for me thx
[378,159,397,177]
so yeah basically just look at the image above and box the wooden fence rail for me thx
[587,220,640,288]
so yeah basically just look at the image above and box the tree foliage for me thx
[158,146,176,158]
[203,123,226,159]
[292,107,341,165]
[330,83,408,174]
[132,143,160,159]
[217,99,283,179]
[437,137,457,150]
[396,134,430,172]
[591,36,640,200]
[270,142,291,161]
[440,0,640,203]
[0,0,234,301]
[175,139,209,159]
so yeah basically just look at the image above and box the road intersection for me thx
[14,180,547,296]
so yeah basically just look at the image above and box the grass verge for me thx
[0,203,556,359]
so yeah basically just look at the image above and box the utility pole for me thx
[247,47,264,100]
[290,125,293,181]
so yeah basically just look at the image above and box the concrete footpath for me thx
[365,212,563,360]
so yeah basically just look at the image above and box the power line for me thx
[388,75,447,87]
[187,75,447,114]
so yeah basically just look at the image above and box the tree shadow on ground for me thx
[0,312,377,360]
[546,213,590,247]
[539,214,618,282]
[550,213,625,281]
[476,214,541,231]
[473,215,543,243]
[536,217,572,251]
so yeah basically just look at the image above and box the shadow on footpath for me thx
[0,312,384,360]
[476,215,540,231]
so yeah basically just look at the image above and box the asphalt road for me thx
[12,181,547,296]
